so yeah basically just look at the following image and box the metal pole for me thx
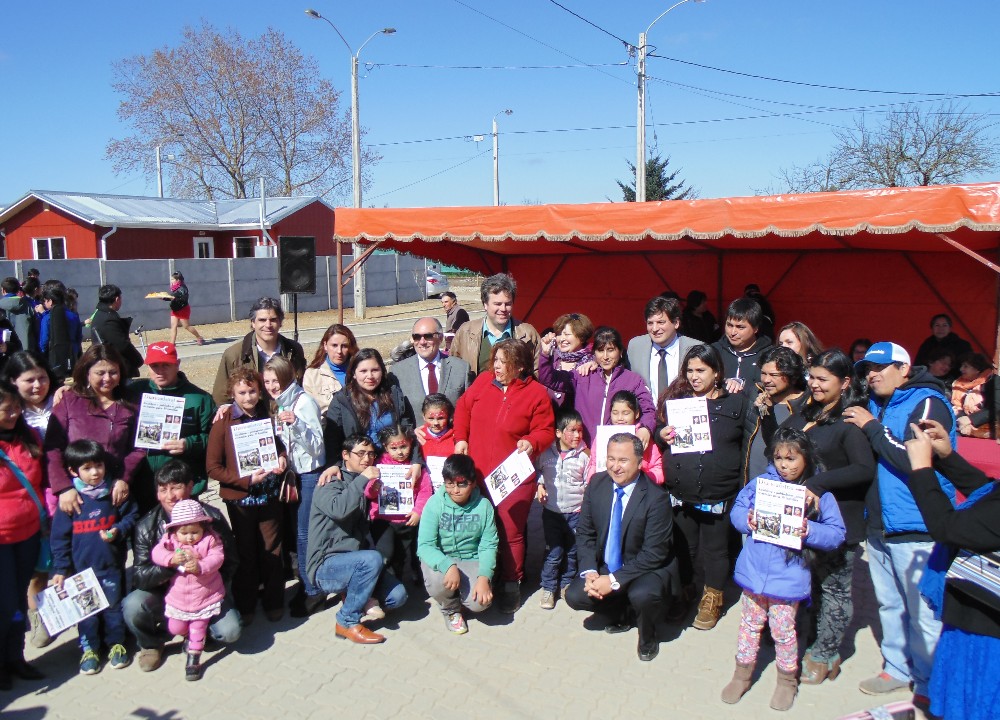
[156,145,163,198]
[293,293,299,342]
[493,117,500,206]
[636,32,647,203]
[336,238,344,325]
[351,53,367,319]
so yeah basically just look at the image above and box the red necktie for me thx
[427,361,438,394]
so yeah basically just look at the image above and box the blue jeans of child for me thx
[78,570,126,652]
[867,533,941,696]
[313,549,408,627]
[296,469,322,597]
[541,509,579,592]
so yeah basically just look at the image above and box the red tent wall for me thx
[504,249,998,360]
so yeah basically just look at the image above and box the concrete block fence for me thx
[0,253,425,333]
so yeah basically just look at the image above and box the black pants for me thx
[226,501,284,615]
[565,572,666,650]
[672,504,730,590]
[370,520,418,582]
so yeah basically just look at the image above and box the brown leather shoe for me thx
[335,623,386,644]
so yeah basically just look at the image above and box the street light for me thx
[492,109,513,206]
[305,8,395,318]
[636,0,704,202]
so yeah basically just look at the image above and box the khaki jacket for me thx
[212,331,306,404]
[450,318,541,375]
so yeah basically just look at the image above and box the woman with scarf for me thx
[538,313,595,409]
[303,323,357,416]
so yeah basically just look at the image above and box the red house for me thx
[0,190,336,260]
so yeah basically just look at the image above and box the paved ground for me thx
[4,496,908,720]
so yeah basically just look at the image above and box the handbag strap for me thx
[0,446,48,528]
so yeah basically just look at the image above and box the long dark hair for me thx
[309,324,358,369]
[71,344,128,406]
[346,348,395,432]
[657,344,726,423]
[801,348,867,425]
[0,382,42,458]
[0,351,57,403]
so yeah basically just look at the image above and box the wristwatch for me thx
[608,573,620,591]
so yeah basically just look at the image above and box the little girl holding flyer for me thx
[721,428,845,712]
[583,391,663,484]
[151,499,225,681]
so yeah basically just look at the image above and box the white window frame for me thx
[33,236,66,260]
[233,236,257,259]
[193,237,214,259]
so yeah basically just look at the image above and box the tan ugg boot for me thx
[720,662,754,704]
[692,586,724,630]
[770,668,799,711]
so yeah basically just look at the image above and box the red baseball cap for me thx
[145,341,179,365]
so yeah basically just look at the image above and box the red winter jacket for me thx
[454,373,555,481]
[0,435,46,544]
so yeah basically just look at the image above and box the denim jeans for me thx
[78,570,126,652]
[540,509,579,592]
[123,589,242,650]
[296,469,322,597]
[867,533,941,695]
[313,550,408,627]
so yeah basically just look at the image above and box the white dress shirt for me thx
[647,334,681,399]
[419,352,443,394]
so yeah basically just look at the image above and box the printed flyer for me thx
[377,464,415,515]
[484,449,536,505]
[752,478,807,550]
[663,397,713,454]
[231,418,280,476]
[134,393,186,450]
[35,568,110,635]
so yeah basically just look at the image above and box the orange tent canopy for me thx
[335,183,1000,360]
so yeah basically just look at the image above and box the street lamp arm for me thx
[304,9,352,54]
[357,28,396,59]
[645,0,702,35]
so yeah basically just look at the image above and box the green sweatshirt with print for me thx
[417,486,498,580]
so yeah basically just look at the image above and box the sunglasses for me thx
[412,332,440,342]
[443,479,472,489]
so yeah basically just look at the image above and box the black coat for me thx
[90,302,144,378]
[658,391,750,504]
[910,452,1000,639]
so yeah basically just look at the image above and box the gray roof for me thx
[0,190,333,230]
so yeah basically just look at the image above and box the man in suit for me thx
[626,295,702,402]
[565,433,675,661]
[393,317,472,410]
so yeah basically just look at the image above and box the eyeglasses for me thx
[349,450,377,460]
[411,332,440,342]
[443,479,472,489]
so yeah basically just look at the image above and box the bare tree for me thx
[775,103,998,193]
[107,22,376,200]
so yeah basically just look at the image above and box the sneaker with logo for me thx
[858,672,910,695]
[79,650,101,675]
[108,644,131,670]
[445,612,468,634]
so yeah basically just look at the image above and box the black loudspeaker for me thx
[279,237,316,294]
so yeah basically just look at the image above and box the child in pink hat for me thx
[151,499,226,681]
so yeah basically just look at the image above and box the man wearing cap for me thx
[393,317,472,410]
[844,341,956,706]
[123,460,241,672]
[126,341,216,514]
[212,296,306,404]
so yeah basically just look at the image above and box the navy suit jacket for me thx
[576,471,674,590]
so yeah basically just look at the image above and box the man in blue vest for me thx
[844,342,956,710]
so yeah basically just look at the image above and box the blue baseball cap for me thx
[855,341,911,368]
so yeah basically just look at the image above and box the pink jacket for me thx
[370,453,433,521]
[151,531,226,614]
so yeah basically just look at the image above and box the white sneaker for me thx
[360,598,385,623]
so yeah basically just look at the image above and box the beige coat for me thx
[303,364,344,416]
[450,318,541,375]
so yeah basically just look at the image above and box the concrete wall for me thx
[3,255,425,332]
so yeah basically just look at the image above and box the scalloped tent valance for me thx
[333,182,1000,362]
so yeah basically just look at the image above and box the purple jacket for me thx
[539,354,655,446]
[731,469,846,602]
[45,391,145,495]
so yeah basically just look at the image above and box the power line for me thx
[544,0,632,49]
[374,61,630,71]
[368,149,490,201]
[647,53,1000,97]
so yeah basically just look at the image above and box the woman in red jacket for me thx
[454,338,555,614]
[0,381,47,689]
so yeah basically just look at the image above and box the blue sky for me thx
[3,1,999,209]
